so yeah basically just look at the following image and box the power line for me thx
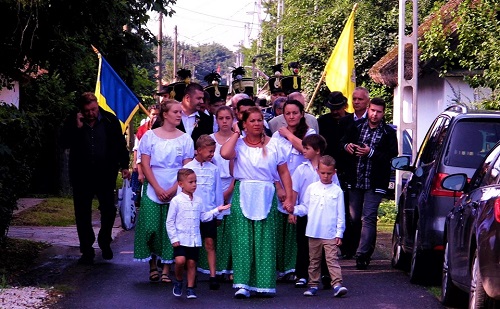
[175,4,253,24]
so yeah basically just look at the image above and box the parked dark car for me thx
[390,105,500,284]
[388,128,413,196]
[440,143,500,309]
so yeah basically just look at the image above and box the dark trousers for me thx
[73,178,116,257]
[295,215,309,279]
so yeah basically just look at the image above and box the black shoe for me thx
[78,255,94,265]
[100,244,113,260]
[98,236,113,260]
[209,277,220,290]
[355,256,369,270]
[321,275,332,290]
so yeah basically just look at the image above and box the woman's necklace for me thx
[245,136,262,146]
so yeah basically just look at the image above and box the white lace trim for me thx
[233,284,276,293]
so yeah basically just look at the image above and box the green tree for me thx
[420,0,500,108]
[0,0,177,245]
[154,39,234,86]
[246,0,441,115]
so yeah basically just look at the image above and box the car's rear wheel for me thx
[391,221,410,270]
[469,249,498,309]
[441,241,465,306]
[409,228,427,284]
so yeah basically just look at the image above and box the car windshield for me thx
[444,119,500,169]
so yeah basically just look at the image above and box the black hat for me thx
[268,64,284,94]
[231,67,254,97]
[204,71,229,104]
[281,62,302,95]
[324,91,348,110]
[159,69,192,101]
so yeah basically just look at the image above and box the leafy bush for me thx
[378,199,397,224]
[0,105,43,246]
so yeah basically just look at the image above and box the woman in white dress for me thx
[272,99,316,279]
[197,106,235,276]
[221,106,294,298]
[134,99,194,283]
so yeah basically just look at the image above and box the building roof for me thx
[368,0,462,87]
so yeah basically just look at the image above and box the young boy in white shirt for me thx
[292,135,341,288]
[167,168,230,299]
[289,155,347,297]
[183,135,224,290]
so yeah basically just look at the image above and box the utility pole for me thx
[173,26,178,80]
[275,0,284,64]
[157,12,163,93]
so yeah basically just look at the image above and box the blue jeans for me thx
[348,189,383,259]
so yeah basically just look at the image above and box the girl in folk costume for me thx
[221,106,294,298]
[272,99,317,279]
[134,99,194,283]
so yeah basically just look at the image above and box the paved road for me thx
[49,229,444,309]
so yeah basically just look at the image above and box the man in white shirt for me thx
[176,83,214,144]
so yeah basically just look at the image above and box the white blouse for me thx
[166,192,220,247]
[272,127,316,176]
[209,133,232,179]
[293,181,345,240]
[292,161,341,205]
[183,159,223,213]
[233,138,287,220]
[138,130,194,204]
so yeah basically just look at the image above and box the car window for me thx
[469,142,500,188]
[444,119,500,169]
[417,116,450,166]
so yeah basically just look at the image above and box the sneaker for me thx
[234,288,250,299]
[295,278,307,288]
[321,275,332,290]
[209,276,220,290]
[173,280,183,297]
[186,288,197,299]
[303,287,318,296]
[333,285,348,297]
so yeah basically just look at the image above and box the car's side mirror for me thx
[441,173,468,192]
[391,156,411,170]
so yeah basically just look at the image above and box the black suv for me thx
[390,105,500,284]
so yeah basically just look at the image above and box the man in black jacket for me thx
[176,83,213,145]
[61,92,130,265]
[340,98,398,269]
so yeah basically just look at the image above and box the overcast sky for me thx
[147,0,263,51]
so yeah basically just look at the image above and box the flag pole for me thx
[305,70,326,112]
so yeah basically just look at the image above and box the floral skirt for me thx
[229,181,278,293]
[275,211,297,276]
[133,182,173,264]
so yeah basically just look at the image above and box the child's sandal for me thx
[161,273,172,283]
[149,269,160,282]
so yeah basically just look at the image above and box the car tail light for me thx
[430,173,463,197]
[495,199,500,223]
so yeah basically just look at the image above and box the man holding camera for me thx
[340,97,398,270]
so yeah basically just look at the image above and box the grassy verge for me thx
[11,197,98,227]
[0,238,50,285]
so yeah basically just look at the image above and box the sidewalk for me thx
[8,198,124,250]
